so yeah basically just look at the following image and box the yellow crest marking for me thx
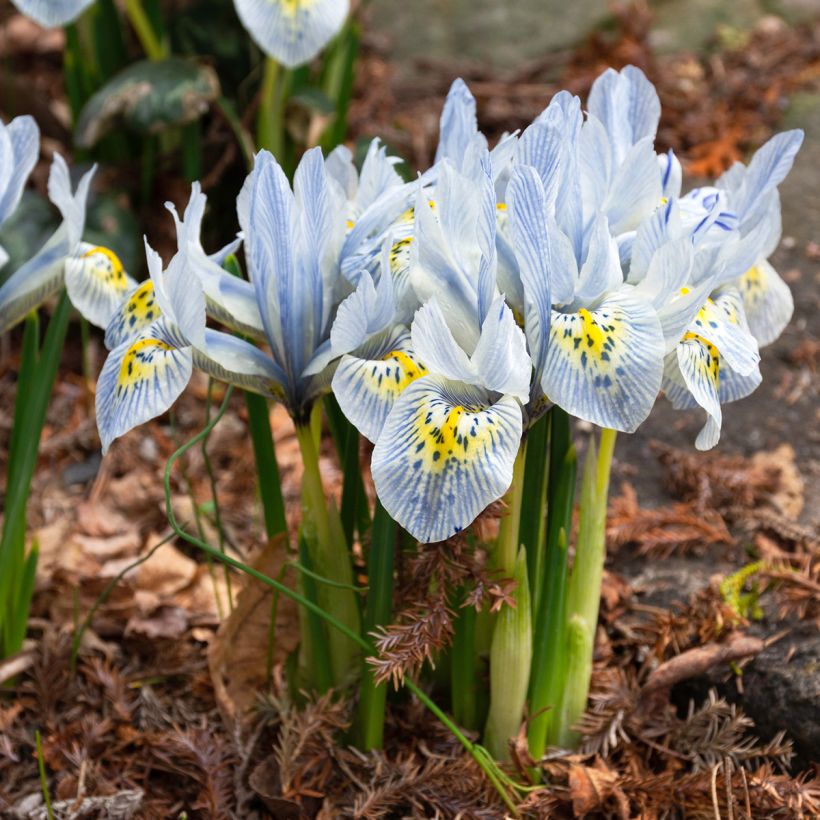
[382,349,426,390]
[684,332,720,388]
[117,337,175,389]
[81,246,129,291]
[410,398,497,475]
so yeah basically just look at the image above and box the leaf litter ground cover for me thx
[1,4,820,818]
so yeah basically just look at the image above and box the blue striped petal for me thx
[588,66,660,164]
[371,375,523,543]
[471,295,531,401]
[575,213,622,303]
[332,326,426,442]
[96,319,192,453]
[603,136,663,235]
[64,244,138,328]
[9,0,94,27]
[193,329,286,399]
[507,165,551,386]
[411,298,475,384]
[233,0,349,68]
[729,130,804,223]
[542,288,664,432]
[737,259,793,347]
[436,78,479,165]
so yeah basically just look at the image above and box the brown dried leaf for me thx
[208,534,300,729]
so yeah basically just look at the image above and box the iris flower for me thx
[96,181,286,453]
[334,148,532,543]
[653,131,803,449]
[233,0,349,68]
[0,148,97,334]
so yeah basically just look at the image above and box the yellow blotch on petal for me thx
[382,349,427,390]
[411,400,495,474]
[684,332,720,388]
[117,337,174,389]
[82,246,129,291]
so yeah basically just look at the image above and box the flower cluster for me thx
[0,67,802,546]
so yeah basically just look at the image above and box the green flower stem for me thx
[528,410,577,759]
[123,0,166,60]
[450,595,479,731]
[495,443,527,576]
[354,500,396,749]
[554,428,616,747]
[484,547,532,760]
[294,421,360,686]
[257,56,285,157]
[163,392,522,815]
[244,392,288,540]
[483,445,531,759]
[520,411,549,618]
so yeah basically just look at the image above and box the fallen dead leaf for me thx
[568,758,629,818]
[135,541,198,598]
[208,534,300,730]
[125,605,189,640]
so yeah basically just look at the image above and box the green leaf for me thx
[75,58,220,148]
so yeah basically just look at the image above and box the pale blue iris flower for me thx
[96,181,284,452]
[233,0,349,68]
[508,164,665,433]
[9,0,93,27]
[0,150,96,334]
[0,117,143,333]
[653,130,803,449]
[337,148,533,543]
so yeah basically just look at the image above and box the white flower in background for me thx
[233,0,349,68]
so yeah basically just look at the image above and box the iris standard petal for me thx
[507,166,552,381]
[470,294,531,402]
[542,288,664,432]
[232,0,349,68]
[96,318,192,454]
[737,259,793,347]
[730,130,804,222]
[436,78,479,165]
[64,244,138,329]
[603,135,663,235]
[410,297,476,384]
[332,325,426,443]
[575,213,622,304]
[371,375,523,543]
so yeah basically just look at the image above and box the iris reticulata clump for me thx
[0,62,803,772]
[78,65,802,546]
